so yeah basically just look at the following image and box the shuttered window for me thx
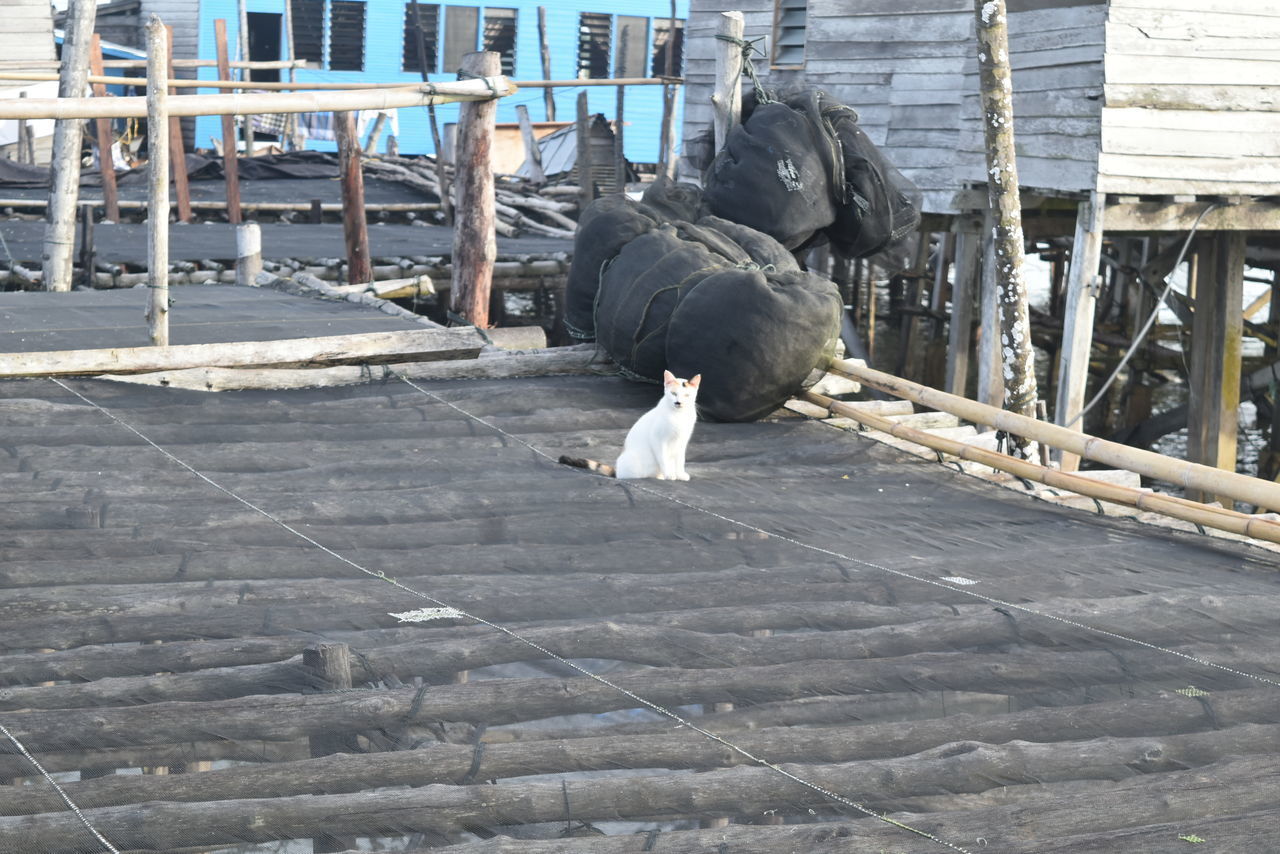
[329,0,366,70]
[577,12,611,79]
[771,0,806,67]
[651,18,683,77]
[482,7,517,76]
[443,5,479,74]
[403,2,440,74]
[291,0,325,65]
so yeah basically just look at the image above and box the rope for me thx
[713,33,773,108]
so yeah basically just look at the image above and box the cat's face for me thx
[662,370,701,411]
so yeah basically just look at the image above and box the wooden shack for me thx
[0,0,58,164]
[681,0,1280,487]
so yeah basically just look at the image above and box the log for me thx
[6,590,1272,711]
[451,52,500,327]
[145,15,170,347]
[214,19,242,224]
[87,36,120,222]
[0,327,485,378]
[5,640,1278,753]
[40,0,97,292]
[6,696,1277,819]
[2,742,1276,851]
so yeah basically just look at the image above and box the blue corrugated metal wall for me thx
[195,0,688,164]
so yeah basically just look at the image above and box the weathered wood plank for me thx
[0,328,486,378]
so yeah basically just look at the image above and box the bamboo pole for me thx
[0,72,674,90]
[0,198,442,213]
[712,12,744,152]
[214,19,243,225]
[804,386,1280,545]
[0,58,306,71]
[41,0,97,293]
[87,36,121,223]
[451,52,500,328]
[0,78,517,119]
[974,0,1037,450]
[537,6,555,121]
[334,111,372,286]
[166,26,193,224]
[145,16,170,347]
[823,359,1280,516]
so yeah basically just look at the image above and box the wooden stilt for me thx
[16,92,29,165]
[659,83,680,180]
[945,227,980,396]
[1263,268,1280,483]
[362,113,387,154]
[1054,193,1105,471]
[282,0,299,149]
[613,80,627,194]
[333,111,372,286]
[76,203,94,289]
[145,16,170,347]
[1186,232,1246,505]
[88,36,120,223]
[977,212,1003,410]
[450,51,499,328]
[165,27,192,224]
[866,262,877,364]
[214,20,242,225]
[41,0,97,292]
[235,222,261,286]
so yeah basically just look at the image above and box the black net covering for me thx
[2,373,1279,853]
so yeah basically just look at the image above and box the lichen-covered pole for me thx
[974,0,1037,453]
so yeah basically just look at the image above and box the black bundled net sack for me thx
[591,212,841,421]
[667,265,842,422]
[702,101,838,250]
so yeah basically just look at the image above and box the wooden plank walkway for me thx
[1,368,1278,853]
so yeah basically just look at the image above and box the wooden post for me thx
[865,263,877,364]
[537,6,555,121]
[214,20,243,224]
[659,83,679,180]
[974,0,1037,450]
[41,0,97,293]
[712,11,744,153]
[1263,268,1280,483]
[614,82,626,194]
[235,222,261,286]
[362,112,387,153]
[1054,193,1105,471]
[412,0,453,226]
[166,26,193,223]
[516,104,545,185]
[977,213,1003,410]
[309,198,323,223]
[1186,232,1246,505]
[16,92,29,165]
[334,111,372,286]
[77,203,95,288]
[450,51,499,328]
[88,36,121,223]
[145,16,170,347]
[303,642,356,853]
[236,0,256,158]
[575,91,594,211]
[946,228,980,396]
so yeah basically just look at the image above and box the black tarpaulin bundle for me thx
[569,180,841,422]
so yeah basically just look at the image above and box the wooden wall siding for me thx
[143,0,201,60]
[1097,0,1280,195]
[1,0,57,63]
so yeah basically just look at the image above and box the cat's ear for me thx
[688,374,702,388]
[663,370,676,385]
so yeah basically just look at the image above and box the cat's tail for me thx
[558,455,616,478]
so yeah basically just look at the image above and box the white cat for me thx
[559,371,701,480]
